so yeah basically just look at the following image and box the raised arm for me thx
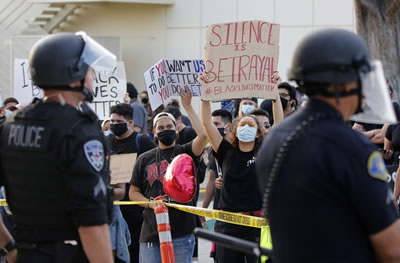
[272,72,284,126]
[200,100,223,153]
[180,85,207,156]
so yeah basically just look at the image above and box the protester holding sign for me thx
[129,86,207,263]
[200,90,265,263]
[107,103,156,263]
[202,20,280,102]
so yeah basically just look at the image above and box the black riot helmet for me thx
[288,29,371,87]
[29,32,116,102]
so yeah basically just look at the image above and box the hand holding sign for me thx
[179,85,193,110]
[202,20,280,101]
[144,59,205,110]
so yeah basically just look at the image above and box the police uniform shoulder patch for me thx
[83,140,104,172]
[368,151,390,182]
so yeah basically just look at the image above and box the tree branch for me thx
[359,0,381,18]
[386,0,400,17]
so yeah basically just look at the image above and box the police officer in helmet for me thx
[0,32,116,262]
[257,29,400,262]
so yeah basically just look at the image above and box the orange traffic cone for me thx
[154,196,175,263]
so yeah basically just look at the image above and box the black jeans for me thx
[214,221,261,263]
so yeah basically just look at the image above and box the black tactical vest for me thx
[0,100,110,242]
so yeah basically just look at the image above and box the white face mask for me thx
[236,124,257,142]
[103,130,112,137]
[5,110,13,118]
[241,104,255,115]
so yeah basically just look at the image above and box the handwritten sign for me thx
[110,153,137,185]
[202,21,280,101]
[13,58,43,104]
[144,59,205,110]
[13,59,126,120]
[88,62,126,120]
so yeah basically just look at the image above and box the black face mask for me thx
[110,123,128,137]
[280,97,288,110]
[141,97,149,104]
[217,127,225,137]
[157,130,176,146]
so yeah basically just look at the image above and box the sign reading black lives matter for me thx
[144,59,205,110]
[13,59,126,120]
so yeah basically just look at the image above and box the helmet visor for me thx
[76,31,117,72]
[351,60,396,124]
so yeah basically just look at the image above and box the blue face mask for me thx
[236,124,257,142]
[241,104,255,115]
[5,110,13,118]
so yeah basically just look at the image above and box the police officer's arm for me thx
[370,220,400,262]
[180,86,207,156]
[78,224,114,263]
[201,100,223,153]
[0,217,16,263]
[62,137,113,262]
[348,150,400,262]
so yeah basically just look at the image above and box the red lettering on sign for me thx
[209,25,222,47]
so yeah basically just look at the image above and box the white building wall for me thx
[163,0,355,111]
[3,0,355,109]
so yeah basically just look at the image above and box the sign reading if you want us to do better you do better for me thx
[144,59,205,110]
[13,58,126,120]
[202,20,280,101]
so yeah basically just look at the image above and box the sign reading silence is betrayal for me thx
[13,58,126,120]
[202,20,280,101]
[144,59,205,110]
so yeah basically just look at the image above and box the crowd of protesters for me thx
[1,69,400,263]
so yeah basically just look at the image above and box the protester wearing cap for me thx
[129,86,207,263]
[238,97,258,118]
[257,29,400,262]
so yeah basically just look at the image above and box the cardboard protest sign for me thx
[88,61,126,120]
[202,21,280,101]
[13,59,126,120]
[13,58,43,104]
[110,153,137,185]
[144,59,205,110]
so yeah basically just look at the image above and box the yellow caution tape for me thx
[116,201,268,228]
[164,203,268,229]
[0,199,268,229]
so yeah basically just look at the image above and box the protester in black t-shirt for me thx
[201,99,264,263]
[107,103,156,263]
[202,109,233,211]
[129,87,207,263]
